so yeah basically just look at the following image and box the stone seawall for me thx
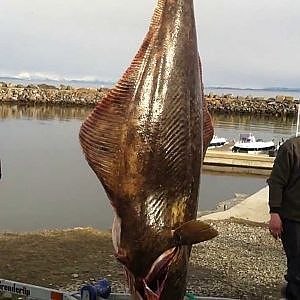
[206,94,299,116]
[0,83,106,106]
[0,82,298,116]
[206,94,298,116]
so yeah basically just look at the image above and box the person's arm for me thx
[267,141,293,238]
[268,141,293,211]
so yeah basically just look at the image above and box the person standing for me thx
[268,136,300,299]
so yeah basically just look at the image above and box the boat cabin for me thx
[239,133,256,143]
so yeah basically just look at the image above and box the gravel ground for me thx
[187,219,285,299]
[0,219,286,299]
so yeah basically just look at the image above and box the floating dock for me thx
[203,148,275,176]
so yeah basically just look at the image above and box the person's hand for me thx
[269,213,282,239]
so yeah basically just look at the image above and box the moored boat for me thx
[208,135,228,148]
[232,133,275,154]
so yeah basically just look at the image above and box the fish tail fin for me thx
[173,220,218,245]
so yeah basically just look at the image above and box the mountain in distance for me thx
[0,75,114,89]
[206,85,300,92]
[1,74,299,93]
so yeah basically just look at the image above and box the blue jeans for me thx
[282,219,300,299]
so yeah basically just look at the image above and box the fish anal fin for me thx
[174,220,218,245]
[203,107,214,151]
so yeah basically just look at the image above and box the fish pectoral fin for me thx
[173,220,218,245]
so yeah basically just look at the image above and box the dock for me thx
[203,145,275,176]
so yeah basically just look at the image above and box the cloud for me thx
[1,0,299,87]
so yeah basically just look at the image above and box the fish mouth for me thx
[135,247,180,299]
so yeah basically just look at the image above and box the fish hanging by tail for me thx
[79,0,218,299]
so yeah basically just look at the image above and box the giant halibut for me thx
[79,0,218,299]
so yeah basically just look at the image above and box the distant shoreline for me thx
[0,81,299,116]
[1,76,300,93]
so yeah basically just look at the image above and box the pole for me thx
[296,104,300,137]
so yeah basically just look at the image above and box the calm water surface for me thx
[0,104,296,232]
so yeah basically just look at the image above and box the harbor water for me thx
[0,104,297,232]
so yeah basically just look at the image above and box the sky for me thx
[0,0,300,88]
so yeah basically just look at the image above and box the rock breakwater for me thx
[206,93,299,116]
[0,83,106,106]
[0,82,299,116]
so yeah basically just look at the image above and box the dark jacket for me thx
[267,136,300,222]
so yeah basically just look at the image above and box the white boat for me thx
[208,135,228,148]
[232,133,275,154]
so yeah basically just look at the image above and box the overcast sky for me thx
[1,0,299,88]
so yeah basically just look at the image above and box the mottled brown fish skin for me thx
[79,0,215,299]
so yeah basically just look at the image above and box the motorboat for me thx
[208,135,228,148]
[232,133,275,154]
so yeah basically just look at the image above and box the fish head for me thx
[113,217,218,299]
[122,222,218,299]
[125,246,184,300]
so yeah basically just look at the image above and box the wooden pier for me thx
[203,148,275,176]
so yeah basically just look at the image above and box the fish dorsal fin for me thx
[173,220,218,245]
[150,0,165,27]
